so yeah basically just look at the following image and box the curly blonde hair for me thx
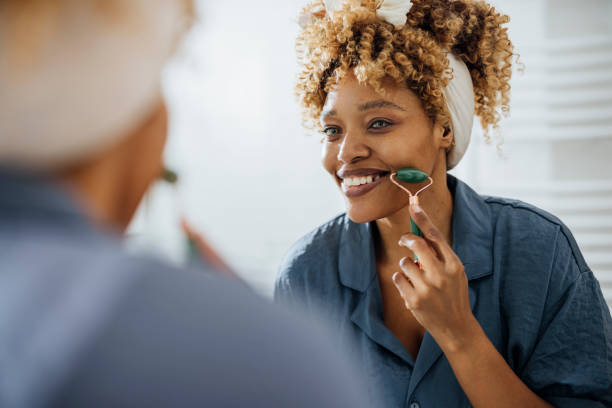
[296,0,516,142]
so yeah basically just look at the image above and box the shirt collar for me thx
[338,174,494,292]
[338,217,378,291]
[0,169,96,235]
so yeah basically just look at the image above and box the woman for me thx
[275,0,612,407]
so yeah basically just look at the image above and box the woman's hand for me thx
[392,203,554,408]
[392,203,478,352]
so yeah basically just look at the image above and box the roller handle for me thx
[410,216,423,264]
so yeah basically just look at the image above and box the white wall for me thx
[129,0,612,303]
[466,0,612,303]
[129,0,344,295]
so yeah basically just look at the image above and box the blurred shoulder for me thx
[50,251,370,407]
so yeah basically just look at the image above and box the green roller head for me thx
[396,168,429,184]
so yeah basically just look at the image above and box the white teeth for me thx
[343,174,382,187]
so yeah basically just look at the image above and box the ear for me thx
[434,122,453,150]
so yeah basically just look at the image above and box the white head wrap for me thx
[320,0,475,169]
[443,53,475,169]
[0,0,186,170]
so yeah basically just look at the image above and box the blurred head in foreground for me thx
[0,0,193,229]
[0,3,372,408]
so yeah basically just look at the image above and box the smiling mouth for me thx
[341,172,386,187]
[339,170,390,197]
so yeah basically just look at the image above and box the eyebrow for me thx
[320,99,406,120]
[358,99,406,112]
[320,108,337,118]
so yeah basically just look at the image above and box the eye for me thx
[322,126,342,140]
[369,119,392,130]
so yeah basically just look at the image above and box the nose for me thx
[337,131,370,164]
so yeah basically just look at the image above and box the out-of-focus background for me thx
[128,0,612,306]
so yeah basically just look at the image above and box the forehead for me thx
[322,74,423,116]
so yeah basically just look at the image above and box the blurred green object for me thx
[160,168,178,184]
[186,235,204,266]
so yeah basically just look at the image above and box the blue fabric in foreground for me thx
[0,170,370,408]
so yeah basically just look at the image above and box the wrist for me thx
[438,314,485,356]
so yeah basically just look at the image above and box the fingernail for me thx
[392,272,400,283]
[400,238,415,248]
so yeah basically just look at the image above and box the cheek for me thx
[379,126,436,170]
[321,142,338,177]
[142,103,169,180]
[129,104,168,204]
[118,105,168,229]
[151,109,168,168]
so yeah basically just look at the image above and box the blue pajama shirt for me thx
[275,175,612,408]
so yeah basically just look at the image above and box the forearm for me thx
[438,317,553,408]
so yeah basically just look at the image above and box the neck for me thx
[375,163,453,269]
[57,134,147,232]
[59,155,128,231]
[53,101,166,232]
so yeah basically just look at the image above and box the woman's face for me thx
[320,74,448,223]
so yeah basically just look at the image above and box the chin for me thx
[345,205,390,224]
[344,193,410,224]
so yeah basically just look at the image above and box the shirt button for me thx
[410,402,420,408]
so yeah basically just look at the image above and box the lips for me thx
[337,168,390,197]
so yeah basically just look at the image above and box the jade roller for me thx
[390,168,434,263]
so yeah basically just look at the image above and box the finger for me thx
[392,272,419,310]
[181,218,198,239]
[399,233,443,277]
[399,256,429,293]
[409,203,456,262]
[402,252,447,290]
